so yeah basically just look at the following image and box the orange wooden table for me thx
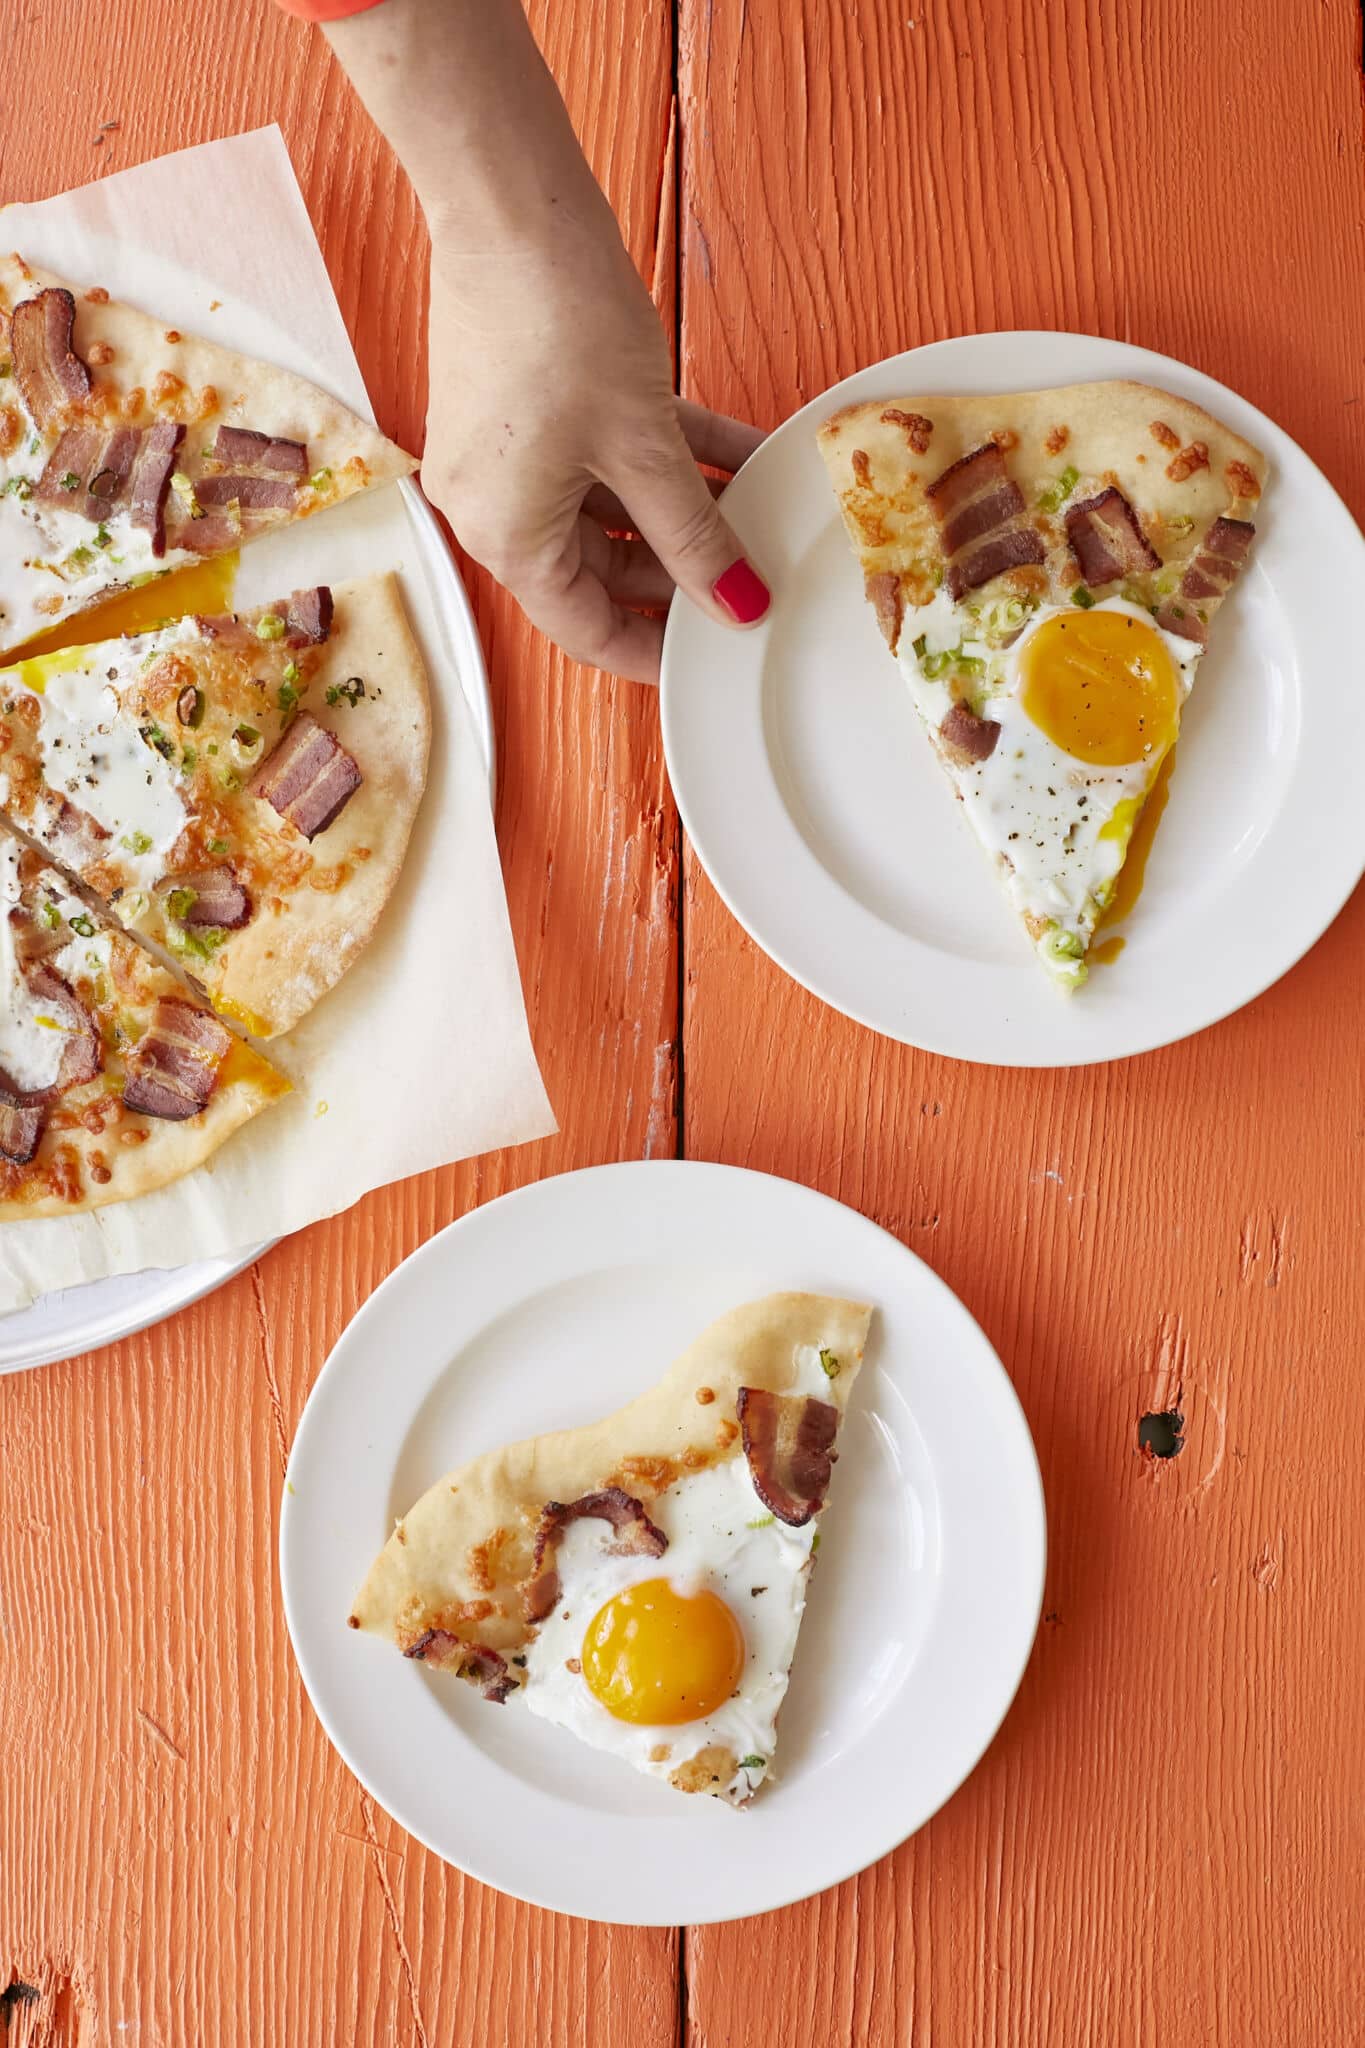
[3,2,1364,2041]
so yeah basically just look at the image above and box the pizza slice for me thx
[0,254,416,656]
[350,1294,873,1805]
[0,823,288,1218]
[0,571,430,1037]
[817,380,1268,989]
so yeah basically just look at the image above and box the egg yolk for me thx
[1018,609,1180,767]
[582,1578,745,1726]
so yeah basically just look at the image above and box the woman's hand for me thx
[422,206,768,684]
[324,0,768,685]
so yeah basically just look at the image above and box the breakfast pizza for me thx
[0,253,416,656]
[0,571,430,1037]
[351,1294,873,1805]
[0,823,287,1218]
[817,380,1268,989]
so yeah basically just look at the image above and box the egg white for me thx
[523,1347,841,1805]
[899,595,1202,983]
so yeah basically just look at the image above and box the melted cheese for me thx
[7,627,194,892]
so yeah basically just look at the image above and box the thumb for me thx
[614,428,771,628]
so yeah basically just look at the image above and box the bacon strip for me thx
[249,712,362,840]
[10,288,91,430]
[737,1388,839,1527]
[0,1089,44,1166]
[128,421,185,557]
[212,425,308,475]
[283,586,334,646]
[175,503,242,557]
[864,569,904,653]
[121,997,232,1122]
[523,1488,668,1624]
[35,426,101,509]
[403,1630,515,1703]
[1065,486,1161,587]
[173,866,251,931]
[36,423,144,521]
[925,442,1045,600]
[6,966,103,1104]
[1155,515,1255,645]
[940,701,1001,763]
[195,474,297,512]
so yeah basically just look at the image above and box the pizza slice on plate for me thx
[0,822,288,1218]
[0,571,430,1037]
[350,1294,873,1805]
[817,380,1267,989]
[0,254,416,656]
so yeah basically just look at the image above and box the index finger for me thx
[676,399,767,476]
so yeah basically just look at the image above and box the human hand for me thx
[420,204,769,684]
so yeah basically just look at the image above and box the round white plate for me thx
[280,1160,1045,1926]
[0,476,493,1376]
[661,332,1365,1066]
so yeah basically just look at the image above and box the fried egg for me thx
[900,592,1201,985]
[523,1420,825,1804]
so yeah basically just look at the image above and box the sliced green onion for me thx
[819,1348,840,1378]
[1071,586,1095,609]
[120,830,153,854]
[255,613,286,641]
[69,913,95,938]
[166,886,198,923]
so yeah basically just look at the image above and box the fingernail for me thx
[712,558,771,624]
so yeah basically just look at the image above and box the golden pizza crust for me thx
[199,573,431,1036]
[350,1293,874,1661]
[817,378,1268,603]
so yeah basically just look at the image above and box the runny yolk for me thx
[9,552,239,661]
[1019,609,1180,767]
[582,1578,745,1726]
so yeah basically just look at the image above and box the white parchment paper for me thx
[0,128,556,1312]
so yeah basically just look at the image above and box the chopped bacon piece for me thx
[1065,487,1161,588]
[943,480,1027,558]
[22,967,102,1097]
[736,1387,839,1527]
[32,791,113,871]
[0,1089,44,1165]
[926,442,1045,600]
[121,998,232,1122]
[282,586,334,646]
[944,528,1045,601]
[195,474,297,512]
[249,712,362,840]
[86,426,142,517]
[173,866,252,931]
[864,569,904,652]
[35,426,101,508]
[213,424,308,474]
[36,423,144,520]
[403,1630,515,1703]
[128,420,185,556]
[10,288,91,429]
[925,441,1007,521]
[175,504,242,556]
[523,1488,668,1624]
[1155,516,1255,645]
[940,701,1001,763]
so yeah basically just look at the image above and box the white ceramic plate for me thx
[0,478,493,1376]
[661,332,1365,1066]
[280,1160,1045,1926]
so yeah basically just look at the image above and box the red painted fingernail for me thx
[712,558,771,624]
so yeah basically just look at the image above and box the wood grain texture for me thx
[679,1,1365,2044]
[0,1,680,2042]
